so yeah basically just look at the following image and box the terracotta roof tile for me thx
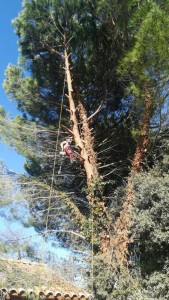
[0,289,92,300]
[0,259,92,300]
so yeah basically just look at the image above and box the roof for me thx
[0,288,92,300]
[0,259,92,300]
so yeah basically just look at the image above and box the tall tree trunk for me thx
[64,47,111,254]
[132,92,151,171]
[64,48,97,183]
[111,90,152,264]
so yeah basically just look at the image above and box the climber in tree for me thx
[60,137,82,163]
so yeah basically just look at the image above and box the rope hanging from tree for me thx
[44,73,66,240]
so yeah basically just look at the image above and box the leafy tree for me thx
[129,130,169,299]
[3,0,133,253]
[110,0,169,265]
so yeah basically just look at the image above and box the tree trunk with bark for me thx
[64,39,152,262]
[64,46,111,254]
[111,90,152,264]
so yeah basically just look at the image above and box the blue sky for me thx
[0,0,25,173]
[0,1,70,261]
[0,215,69,260]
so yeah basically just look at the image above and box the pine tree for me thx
[1,0,169,298]
[111,0,169,266]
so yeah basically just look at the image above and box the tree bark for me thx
[64,48,96,184]
[111,90,152,264]
[64,47,111,254]
[132,92,151,171]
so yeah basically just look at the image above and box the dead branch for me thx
[44,41,64,59]
[98,162,116,169]
[45,229,86,240]
[61,124,74,136]
[87,104,102,121]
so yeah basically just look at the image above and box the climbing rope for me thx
[44,73,66,240]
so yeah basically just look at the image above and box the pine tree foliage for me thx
[118,0,169,125]
[2,0,134,249]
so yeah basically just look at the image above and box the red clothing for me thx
[64,145,73,157]
[62,142,83,163]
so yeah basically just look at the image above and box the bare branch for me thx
[61,124,74,136]
[87,104,102,121]
[44,229,86,240]
[28,179,86,226]
[98,162,116,169]
[44,41,64,59]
